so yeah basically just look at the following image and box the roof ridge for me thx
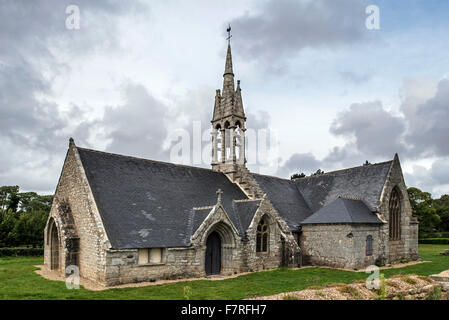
[251,172,292,182]
[338,197,356,222]
[233,199,262,203]
[338,195,364,201]
[192,205,215,211]
[77,146,218,173]
[293,159,394,181]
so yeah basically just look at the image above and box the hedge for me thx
[418,238,449,244]
[0,247,44,257]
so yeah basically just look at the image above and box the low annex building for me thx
[44,42,419,286]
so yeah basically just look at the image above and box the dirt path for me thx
[248,275,441,300]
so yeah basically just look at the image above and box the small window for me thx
[150,248,163,263]
[138,249,149,264]
[256,217,269,252]
[366,235,373,256]
[138,248,164,264]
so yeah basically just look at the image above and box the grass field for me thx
[0,244,448,300]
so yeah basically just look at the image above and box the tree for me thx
[0,186,20,212]
[311,169,325,176]
[291,173,306,180]
[434,194,449,232]
[0,186,53,247]
[407,187,441,236]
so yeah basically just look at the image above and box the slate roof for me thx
[301,197,383,225]
[77,147,249,249]
[294,161,393,213]
[231,200,262,237]
[76,145,393,248]
[252,174,312,229]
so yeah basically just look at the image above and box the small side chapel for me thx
[44,34,418,286]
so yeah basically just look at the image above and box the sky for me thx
[1,0,449,197]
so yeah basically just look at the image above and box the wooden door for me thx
[205,231,221,275]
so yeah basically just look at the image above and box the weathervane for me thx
[226,24,232,44]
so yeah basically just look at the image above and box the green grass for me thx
[0,244,448,300]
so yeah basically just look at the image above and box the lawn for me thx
[0,244,448,300]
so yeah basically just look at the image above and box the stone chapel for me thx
[44,41,419,286]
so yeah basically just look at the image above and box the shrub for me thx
[401,276,417,285]
[0,247,43,257]
[417,275,433,283]
[418,238,449,244]
[283,295,301,300]
[338,285,363,299]
[426,286,442,300]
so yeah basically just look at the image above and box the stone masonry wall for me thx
[300,224,382,269]
[244,197,301,272]
[104,205,244,285]
[44,142,110,283]
[377,155,419,263]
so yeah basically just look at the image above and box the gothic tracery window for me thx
[389,187,401,240]
[256,217,269,252]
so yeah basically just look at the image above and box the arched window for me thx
[256,217,269,252]
[389,187,401,240]
[366,235,373,256]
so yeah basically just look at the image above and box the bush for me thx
[418,238,449,244]
[0,247,43,257]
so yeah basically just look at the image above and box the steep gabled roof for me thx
[232,200,262,236]
[252,174,313,229]
[77,147,248,249]
[301,197,382,225]
[294,161,393,214]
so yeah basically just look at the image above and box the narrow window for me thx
[389,187,401,240]
[366,235,373,256]
[256,217,269,253]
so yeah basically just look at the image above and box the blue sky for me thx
[1,0,449,197]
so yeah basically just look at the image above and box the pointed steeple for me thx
[212,89,222,121]
[224,44,234,76]
[211,27,247,174]
[234,80,245,118]
[222,44,235,116]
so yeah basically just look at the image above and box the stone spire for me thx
[221,44,235,117]
[234,80,245,118]
[211,28,247,176]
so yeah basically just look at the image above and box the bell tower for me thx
[211,26,246,177]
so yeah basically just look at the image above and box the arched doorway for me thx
[50,222,60,270]
[205,231,221,275]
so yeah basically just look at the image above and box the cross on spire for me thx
[226,24,232,44]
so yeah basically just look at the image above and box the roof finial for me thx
[216,189,223,205]
[226,24,232,45]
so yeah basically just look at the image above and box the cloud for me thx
[0,1,147,193]
[230,0,369,69]
[93,83,170,161]
[276,152,322,178]
[404,78,449,158]
[329,101,406,159]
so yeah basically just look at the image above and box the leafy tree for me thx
[407,187,441,236]
[0,186,20,212]
[0,186,52,248]
[290,173,306,180]
[434,194,449,232]
[311,169,325,176]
